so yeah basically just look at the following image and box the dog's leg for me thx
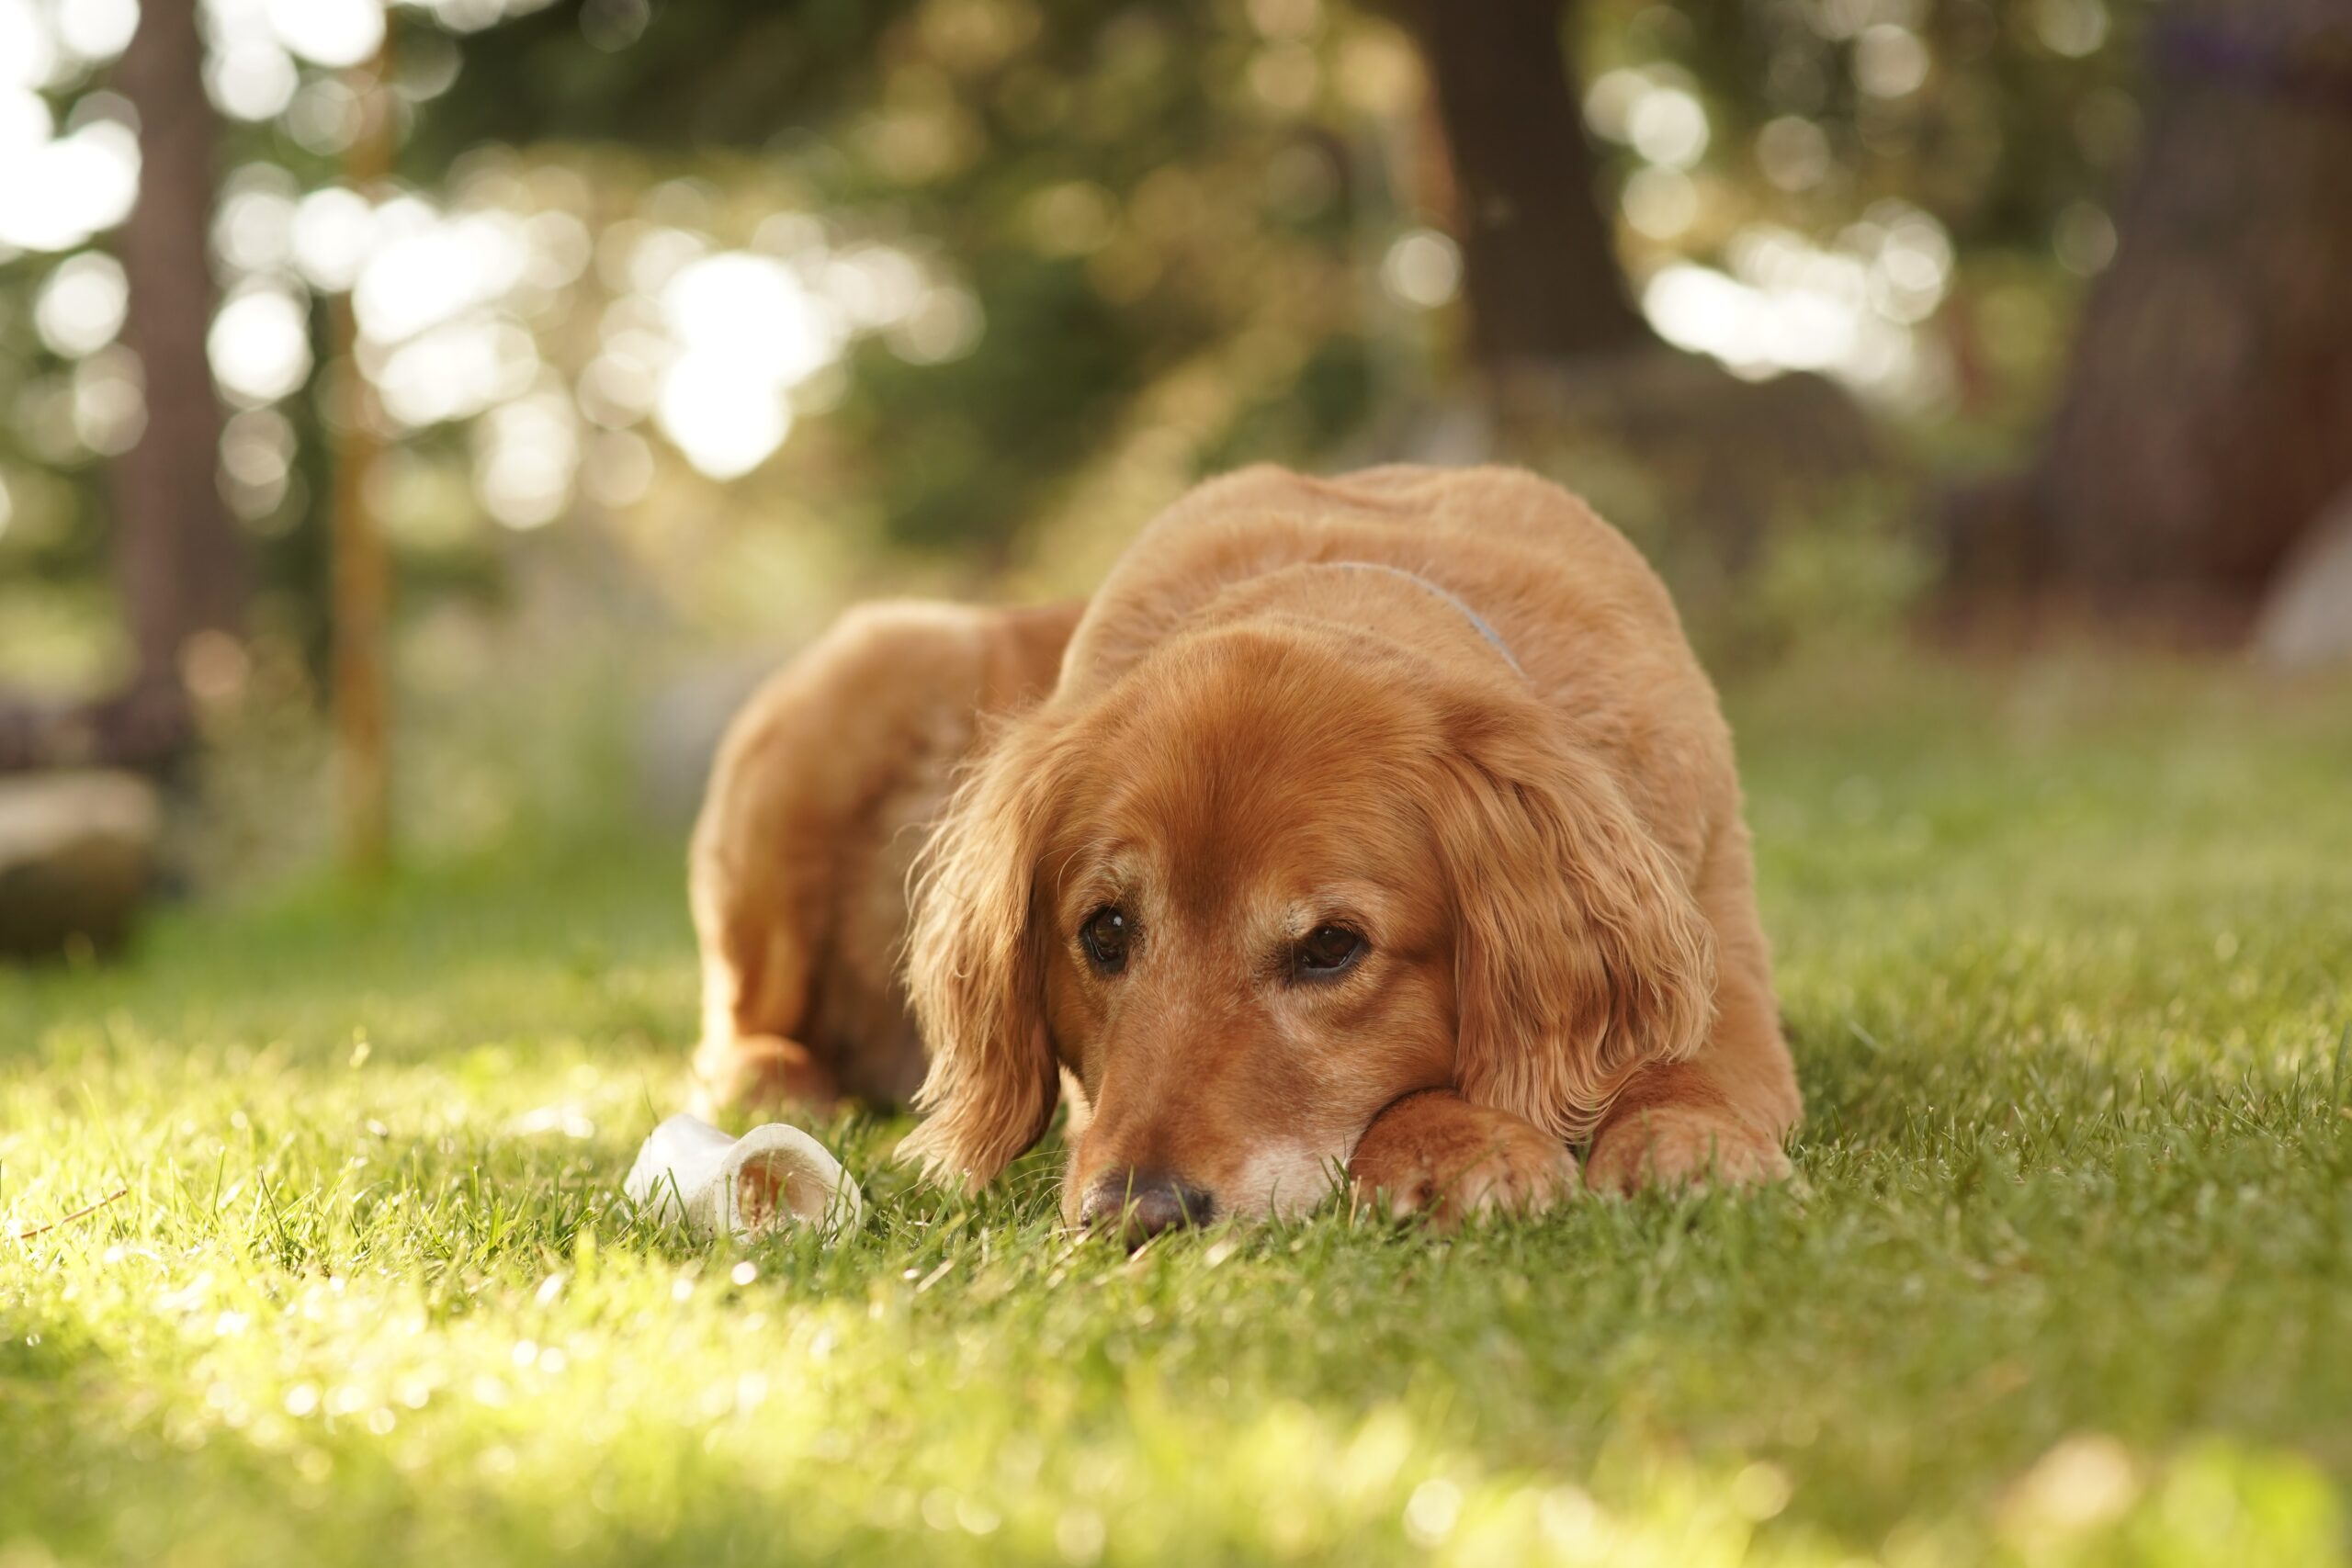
[685,600,1082,1122]
[1584,821,1802,1191]
[687,907,838,1121]
[1349,1089,1579,1227]
[687,747,837,1120]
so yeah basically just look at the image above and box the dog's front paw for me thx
[1583,1105,1791,1194]
[1350,1091,1577,1229]
[688,1033,840,1122]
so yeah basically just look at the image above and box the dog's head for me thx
[900,615,1713,1239]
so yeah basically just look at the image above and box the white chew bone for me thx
[624,1114,863,1241]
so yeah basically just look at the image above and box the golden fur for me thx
[689,465,1801,1231]
[687,599,1080,1115]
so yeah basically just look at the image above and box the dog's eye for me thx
[1080,905,1131,975]
[1293,924,1365,979]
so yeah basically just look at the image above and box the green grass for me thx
[5,649,2350,1567]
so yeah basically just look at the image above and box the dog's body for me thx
[689,466,1800,1233]
[688,598,1081,1114]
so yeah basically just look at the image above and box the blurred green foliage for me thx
[0,0,2146,701]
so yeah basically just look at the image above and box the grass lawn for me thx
[5,650,2349,1567]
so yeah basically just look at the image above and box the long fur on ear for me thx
[1430,706,1717,1144]
[897,712,1068,1185]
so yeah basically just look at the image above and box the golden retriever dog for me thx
[689,465,1801,1241]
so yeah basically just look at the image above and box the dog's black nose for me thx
[1079,1169,1215,1247]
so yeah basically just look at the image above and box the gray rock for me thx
[0,770,160,959]
[2253,488,2352,671]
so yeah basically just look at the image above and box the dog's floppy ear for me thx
[899,710,1068,1185]
[1430,703,1716,1143]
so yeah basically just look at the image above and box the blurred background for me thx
[1,0,2347,946]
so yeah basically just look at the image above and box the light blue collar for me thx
[1326,561,1524,677]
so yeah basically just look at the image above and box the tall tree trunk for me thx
[1409,0,1653,369]
[1950,0,2352,626]
[0,0,240,773]
[110,0,242,733]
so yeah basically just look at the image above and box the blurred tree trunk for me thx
[1374,0,1878,614]
[116,0,243,688]
[0,0,239,773]
[1948,0,2352,626]
[1408,0,1653,369]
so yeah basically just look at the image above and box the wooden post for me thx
[331,30,395,877]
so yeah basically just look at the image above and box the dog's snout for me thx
[1079,1169,1215,1247]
